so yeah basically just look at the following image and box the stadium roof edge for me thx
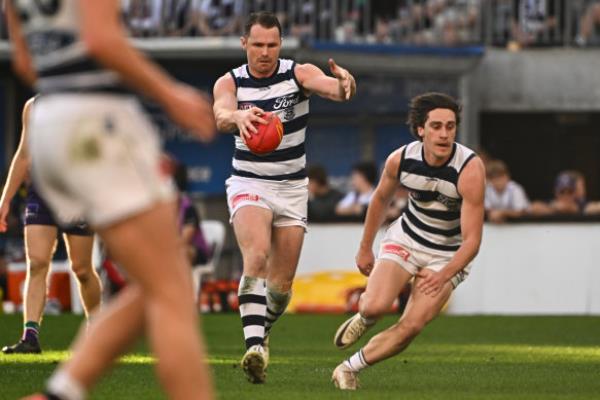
[0,37,484,75]
[310,41,485,57]
[296,49,484,76]
[0,37,300,60]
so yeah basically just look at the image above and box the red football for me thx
[246,112,284,155]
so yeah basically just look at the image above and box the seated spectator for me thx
[529,170,584,216]
[485,160,530,223]
[287,0,335,43]
[439,0,480,46]
[307,165,344,221]
[489,0,516,46]
[569,170,600,215]
[388,0,480,46]
[335,162,378,217]
[195,0,243,37]
[289,0,316,42]
[510,0,564,48]
[575,1,600,46]
[393,1,435,45]
[161,0,195,37]
[370,0,402,43]
[124,0,164,37]
[246,0,289,35]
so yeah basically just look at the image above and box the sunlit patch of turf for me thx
[0,350,70,364]
[1,314,599,400]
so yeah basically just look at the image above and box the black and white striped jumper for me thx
[398,141,476,255]
[16,0,132,95]
[230,58,309,181]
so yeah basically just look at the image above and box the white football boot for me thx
[241,344,267,383]
[331,363,359,390]
[333,313,373,349]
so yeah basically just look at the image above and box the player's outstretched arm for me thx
[295,58,356,102]
[0,98,34,232]
[212,73,267,141]
[80,0,215,142]
[356,149,402,276]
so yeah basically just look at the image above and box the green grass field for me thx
[1,313,600,399]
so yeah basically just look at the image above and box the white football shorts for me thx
[377,219,471,288]
[28,93,175,228]
[226,175,308,230]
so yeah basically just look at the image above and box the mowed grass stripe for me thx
[1,314,599,399]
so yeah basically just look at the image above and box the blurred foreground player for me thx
[6,0,216,399]
[213,11,356,384]
[332,93,485,390]
[1,98,101,355]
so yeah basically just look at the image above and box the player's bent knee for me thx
[71,264,92,284]
[27,257,52,275]
[360,299,393,319]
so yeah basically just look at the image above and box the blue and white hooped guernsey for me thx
[398,141,476,254]
[14,0,129,94]
[230,58,309,181]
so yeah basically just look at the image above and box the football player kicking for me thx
[213,11,356,384]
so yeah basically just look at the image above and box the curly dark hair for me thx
[406,92,461,140]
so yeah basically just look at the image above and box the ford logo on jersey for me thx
[273,94,300,110]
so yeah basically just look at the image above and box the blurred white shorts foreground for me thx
[29,94,174,228]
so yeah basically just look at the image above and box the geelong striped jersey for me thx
[14,0,128,94]
[230,59,309,181]
[398,141,476,254]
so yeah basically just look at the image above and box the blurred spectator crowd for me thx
[307,156,600,224]
[0,1,598,47]
[0,0,598,47]
[115,0,600,47]
[483,157,600,223]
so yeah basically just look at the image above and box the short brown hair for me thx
[353,162,378,186]
[486,160,509,179]
[307,165,328,186]
[406,92,461,140]
[244,12,282,37]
